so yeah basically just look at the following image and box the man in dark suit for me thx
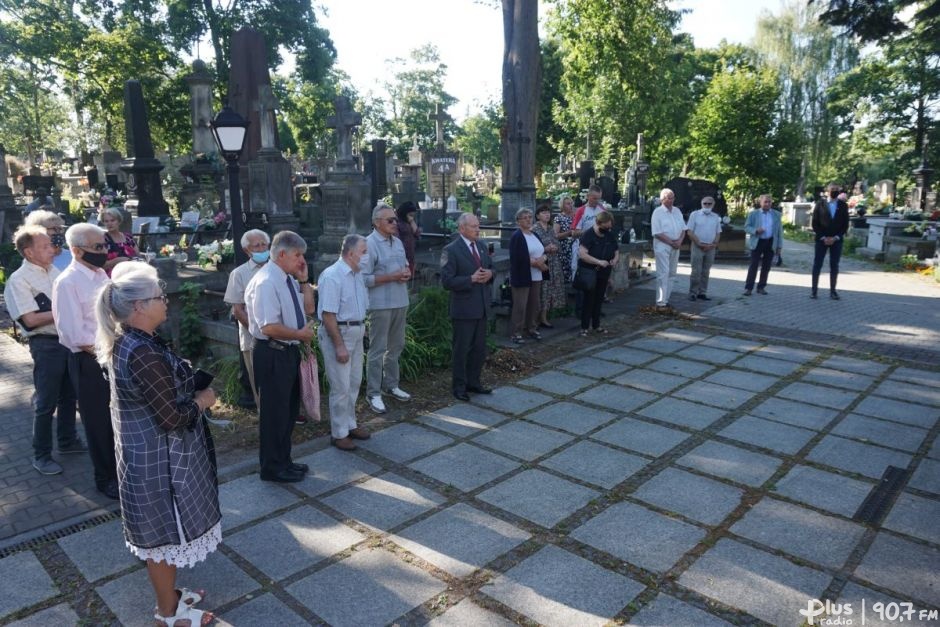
[811,183,850,300]
[441,213,494,401]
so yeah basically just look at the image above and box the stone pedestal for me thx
[781,202,813,227]
[248,151,297,232]
[499,184,536,245]
[315,172,372,258]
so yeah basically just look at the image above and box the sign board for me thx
[430,155,457,175]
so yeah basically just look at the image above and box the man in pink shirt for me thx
[52,223,118,499]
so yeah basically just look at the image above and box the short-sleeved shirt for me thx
[316,257,369,323]
[578,228,618,266]
[361,230,409,310]
[686,209,722,244]
[3,260,60,337]
[223,259,265,351]
[52,249,72,272]
[651,205,686,251]
[53,261,108,352]
[244,262,306,344]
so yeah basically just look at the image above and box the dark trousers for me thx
[253,342,300,476]
[69,351,116,486]
[29,337,77,460]
[745,238,775,290]
[452,317,487,394]
[812,238,843,292]
[581,268,612,330]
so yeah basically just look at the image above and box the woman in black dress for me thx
[576,210,619,336]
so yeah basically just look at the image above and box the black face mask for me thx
[50,233,66,248]
[829,189,840,199]
[82,251,108,268]
[599,226,611,234]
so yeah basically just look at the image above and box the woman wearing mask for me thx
[576,210,619,336]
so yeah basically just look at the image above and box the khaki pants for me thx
[366,306,407,397]
[511,282,541,336]
[319,325,365,439]
[689,245,716,296]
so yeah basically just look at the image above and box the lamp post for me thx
[210,106,250,265]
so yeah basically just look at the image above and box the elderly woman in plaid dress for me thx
[95,262,219,626]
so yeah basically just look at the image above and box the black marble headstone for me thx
[663,177,727,219]
[119,80,170,217]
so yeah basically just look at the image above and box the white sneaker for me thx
[368,395,387,413]
[387,387,412,401]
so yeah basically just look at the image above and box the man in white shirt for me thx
[52,222,118,499]
[686,196,722,301]
[650,188,686,310]
[24,209,73,271]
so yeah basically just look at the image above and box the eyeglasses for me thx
[82,243,107,252]
[384,218,398,224]
[702,202,714,207]
[144,294,168,304]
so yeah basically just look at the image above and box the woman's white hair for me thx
[24,209,64,228]
[98,206,124,224]
[94,262,162,368]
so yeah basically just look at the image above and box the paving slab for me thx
[473,420,574,461]
[558,356,630,379]
[776,382,860,410]
[393,503,530,577]
[819,354,891,377]
[730,498,865,569]
[286,548,446,627]
[719,415,816,454]
[909,458,940,495]
[632,467,744,525]
[755,344,818,363]
[471,386,552,415]
[731,354,803,376]
[477,469,599,528]
[409,443,520,492]
[6,603,80,627]
[541,441,648,489]
[0,551,58,620]
[807,436,912,480]
[591,417,690,456]
[673,381,757,410]
[624,337,690,354]
[674,344,742,365]
[699,335,763,353]
[703,369,779,393]
[751,397,840,430]
[627,594,733,627]
[645,356,715,378]
[889,366,940,388]
[852,396,940,429]
[802,367,876,391]
[358,423,455,463]
[593,346,656,366]
[292,448,381,497]
[427,599,516,627]
[854,532,940,606]
[677,441,782,487]
[874,380,940,407]
[575,384,656,413]
[481,544,645,627]
[572,500,705,573]
[882,492,940,544]
[225,505,365,580]
[611,368,689,395]
[216,594,308,627]
[321,472,445,531]
[219,474,300,531]
[525,402,616,434]
[517,370,595,395]
[678,539,830,626]
[639,397,727,430]
[655,328,712,343]
[57,519,137,582]
[415,403,509,437]
[831,414,928,452]
[772,465,875,517]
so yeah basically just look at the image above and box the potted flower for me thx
[194,239,235,270]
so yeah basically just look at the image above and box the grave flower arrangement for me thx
[159,244,175,257]
[194,239,235,268]
[198,211,228,230]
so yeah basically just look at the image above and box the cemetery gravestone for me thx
[120,80,170,219]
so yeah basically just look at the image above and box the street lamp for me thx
[210,106,250,265]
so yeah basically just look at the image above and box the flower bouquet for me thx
[194,239,235,268]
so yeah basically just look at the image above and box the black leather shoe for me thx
[830,291,840,300]
[697,294,711,301]
[454,391,471,401]
[289,462,309,473]
[467,386,492,394]
[98,480,119,500]
[260,468,305,483]
[810,292,818,299]
[756,288,768,295]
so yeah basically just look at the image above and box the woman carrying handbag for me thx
[576,210,619,337]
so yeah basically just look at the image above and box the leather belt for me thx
[257,339,296,351]
[29,334,60,342]
[336,320,363,326]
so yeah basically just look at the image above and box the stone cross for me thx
[257,84,279,150]
[326,96,362,165]
[429,103,450,146]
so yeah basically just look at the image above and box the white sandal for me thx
[154,589,206,622]
[154,605,213,626]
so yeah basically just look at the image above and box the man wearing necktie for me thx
[245,231,315,483]
[811,183,850,300]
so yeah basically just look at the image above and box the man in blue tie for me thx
[811,183,850,300]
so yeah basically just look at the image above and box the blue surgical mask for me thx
[251,251,270,264]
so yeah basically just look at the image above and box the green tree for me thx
[455,101,502,171]
[275,70,355,159]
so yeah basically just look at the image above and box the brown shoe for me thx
[349,427,371,440]
[331,437,357,451]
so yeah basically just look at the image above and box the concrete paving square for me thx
[909,458,940,495]
[854,532,940,606]
[481,544,645,627]
[646,356,715,378]
[409,443,520,492]
[730,498,865,569]
[755,344,818,363]
[820,354,890,377]
[802,367,876,391]
[874,380,940,407]
[674,344,742,365]
[471,386,552,415]
[807,436,912,479]
[703,369,779,393]
[719,415,816,454]
[0,551,58,620]
[889,366,940,388]
[639,397,727,430]
[624,336,690,354]
[831,414,928,452]
[611,368,689,395]
[6,603,80,627]
[415,403,509,437]
[575,384,656,413]
[656,328,712,343]
[292,448,381,497]
[591,417,690,456]
[57,519,138,582]
[678,441,782,487]
[853,396,940,429]
[776,381,860,410]
[477,469,599,528]
[525,402,616,434]
[392,503,530,577]
[473,420,575,461]
[321,472,445,531]
[751,397,840,430]
[673,381,757,410]
[286,548,446,627]
[225,505,365,579]
[559,356,630,379]
[541,441,648,489]
[216,593,308,627]
[572,500,705,573]
[699,335,763,353]
[358,423,455,463]
[593,346,656,366]
[627,594,733,627]
[731,354,803,376]
[517,370,595,395]
[882,492,940,544]
[219,474,301,531]
[632,467,744,525]
[772,465,875,517]
[679,539,830,625]
[427,599,516,627]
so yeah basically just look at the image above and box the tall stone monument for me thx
[120,80,170,218]
[178,60,224,213]
[0,143,20,243]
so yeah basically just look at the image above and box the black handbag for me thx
[573,266,597,291]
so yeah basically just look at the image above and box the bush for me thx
[843,236,863,255]
[0,243,22,291]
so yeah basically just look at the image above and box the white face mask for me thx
[358,253,370,268]
[702,207,712,214]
